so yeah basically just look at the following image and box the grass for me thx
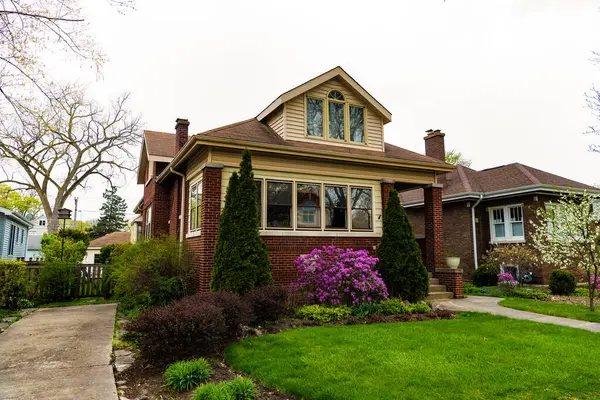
[500,298,600,323]
[37,296,114,308]
[226,312,600,400]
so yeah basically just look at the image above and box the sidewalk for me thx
[438,296,600,333]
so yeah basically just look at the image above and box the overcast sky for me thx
[55,0,600,221]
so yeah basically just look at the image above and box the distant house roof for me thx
[88,232,131,248]
[0,206,33,228]
[401,163,596,206]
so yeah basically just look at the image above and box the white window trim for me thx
[145,162,154,186]
[188,177,203,234]
[488,203,525,244]
[145,206,152,238]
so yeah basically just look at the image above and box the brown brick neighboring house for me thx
[134,66,464,295]
[401,131,597,283]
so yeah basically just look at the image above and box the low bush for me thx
[472,264,499,287]
[193,378,256,400]
[350,299,430,318]
[504,287,549,300]
[164,358,213,391]
[0,260,28,310]
[351,301,382,318]
[128,301,227,363]
[110,237,192,311]
[549,270,576,296]
[294,246,388,306]
[297,304,352,322]
[181,292,252,336]
[38,261,76,301]
[244,285,289,325]
[379,298,411,315]
[407,303,431,314]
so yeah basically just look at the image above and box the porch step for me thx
[429,284,446,292]
[426,291,453,301]
[429,278,439,285]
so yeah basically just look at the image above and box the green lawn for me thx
[38,297,114,308]
[226,313,600,400]
[500,298,600,323]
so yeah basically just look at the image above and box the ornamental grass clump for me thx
[164,358,213,391]
[294,246,388,306]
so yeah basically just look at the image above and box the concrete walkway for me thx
[0,304,118,400]
[438,296,600,332]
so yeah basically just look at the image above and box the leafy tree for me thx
[532,191,600,311]
[0,183,41,216]
[445,149,472,167]
[40,232,87,263]
[376,189,429,302]
[211,150,272,293]
[93,187,128,236]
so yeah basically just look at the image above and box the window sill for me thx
[489,238,526,245]
[260,230,381,237]
[186,231,201,239]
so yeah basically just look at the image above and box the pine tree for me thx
[93,187,128,237]
[376,189,429,302]
[210,150,272,293]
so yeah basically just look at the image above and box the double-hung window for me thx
[266,181,293,228]
[189,180,202,232]
[7,225,16,255]
[297,183,321,229]
[325,185,348,229]
[489,205,525,243]
[351,187,372,230]
[305,90,366,144]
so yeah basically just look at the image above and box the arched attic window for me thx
[305,89,366,143]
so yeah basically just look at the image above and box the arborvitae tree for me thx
[376,189,429,302]
[210,150,272,293]
[93,187,128,237]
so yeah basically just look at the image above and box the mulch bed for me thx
[114,309,456,400]
[548,295,597,305]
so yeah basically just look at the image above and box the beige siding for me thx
[265,105,285,138]
[184,147,209,181]
[285,77,385,151]
[220,166,384,235]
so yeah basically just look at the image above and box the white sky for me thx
[54,0,600,220]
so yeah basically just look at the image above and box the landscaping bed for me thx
[226,312,600,400]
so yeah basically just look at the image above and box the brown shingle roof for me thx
[89,232,131,248]
[194,118,447,165]
[145,130,176,158]
[400,163,595,204]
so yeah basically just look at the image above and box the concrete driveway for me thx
[0,304,118,400]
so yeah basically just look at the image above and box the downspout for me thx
[472,195,483,270]
[170,168,186,243]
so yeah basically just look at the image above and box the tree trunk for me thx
[47,209,59,234]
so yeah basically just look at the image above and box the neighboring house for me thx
[83,232,131,264]
[0,207,33,261]
[135,66,461,294]
[27,215,48,236]
[401,130,596,283]
[26,215,48,261]
[129,214,143,243]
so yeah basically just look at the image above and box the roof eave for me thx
[0,206,33,227]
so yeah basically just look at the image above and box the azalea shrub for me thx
[497,273,518,289]
[294,246,388,306]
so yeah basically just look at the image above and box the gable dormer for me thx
[257,67,391,152]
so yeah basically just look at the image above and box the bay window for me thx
[189,180,202,232]
[489,205,524,242]
[325,185,348,229]
[297,183,321,228]
[267,181,292,228]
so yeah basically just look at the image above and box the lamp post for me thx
[57,208,72,261]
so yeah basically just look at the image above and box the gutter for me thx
[471,195,483,270]
[169,167,186,243]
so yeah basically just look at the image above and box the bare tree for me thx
[0,0,134,105]
[0,85,142,232]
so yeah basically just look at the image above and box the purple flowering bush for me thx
[294,246,389,306]
[497,273,518,288]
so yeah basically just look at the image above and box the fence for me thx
[26,263,105,298]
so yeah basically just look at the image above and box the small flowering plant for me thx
[497,273,518,288]
[293,246,389,306]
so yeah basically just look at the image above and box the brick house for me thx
[401,130,596,283]
[135,67,463,295]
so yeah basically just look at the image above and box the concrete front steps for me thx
[426,272,454,302]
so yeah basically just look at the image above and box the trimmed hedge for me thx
[472,263,500,287]
[549,270,576,296]
[244,285,289,325]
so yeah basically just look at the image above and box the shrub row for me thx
[129,286,289,363]
[296,300,432,322]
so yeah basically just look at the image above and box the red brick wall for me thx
[424,185,444,272]
[381,181,395,213]
[424,132,445,161]
[263,236,381,287]
[435,269,464,298]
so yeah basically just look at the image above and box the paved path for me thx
[0,304,118,400]
[439,296,600,332]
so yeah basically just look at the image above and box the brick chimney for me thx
[175,118,190,151]
[424,129,446,161]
